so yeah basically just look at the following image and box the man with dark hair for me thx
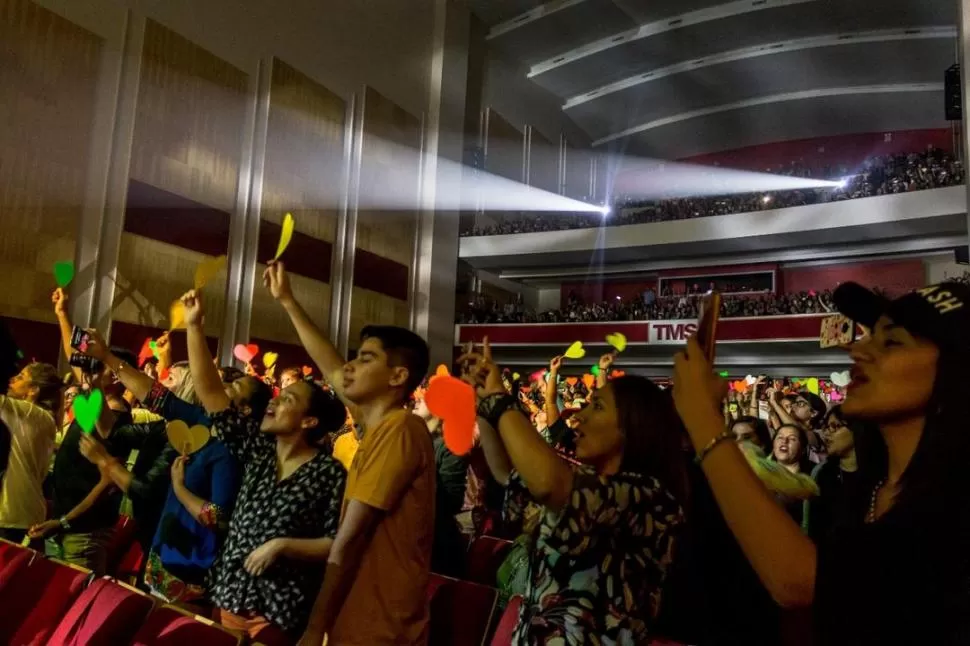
[179,289,347,644]
[262,262,435,646]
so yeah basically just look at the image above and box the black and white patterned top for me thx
[206,407,346,635]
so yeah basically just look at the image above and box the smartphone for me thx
[70,326,92,353]
[696,291,722,362]
[69,352,102,375]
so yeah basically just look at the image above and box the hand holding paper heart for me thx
[73,389,104,435]
[53,261,75,288]
[166,420,210,455]
[194,255,227,290]
[563,341,585,359]
[234,344,259,364]
[263,352,279,369]
[605,332,627,352]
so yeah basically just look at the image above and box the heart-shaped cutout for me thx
[138,338,155,367]
[263,352,279,369]
[73,389,103,435]
[582,374,595,390]
[805,377,820,395]
[194,255,227,290]
[830,371,850,387]
[745,375,757,386]
[275,213,295,260]
[424,376,476,455]
[166,420,210,455]
[563,341,585,359]
[605,332,627,353]
[512,372,520,381]
[302,365,313,377]
[234,343,259,364]
[53,261,75,288]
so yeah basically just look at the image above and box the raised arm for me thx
[673,337,816,608]
[461,340,574,511]
[263,261,344,383]
[543,356,561,426]
[52,288,81,381]
[83,329,154,403]
[180,290,231,414]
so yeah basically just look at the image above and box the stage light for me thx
[762,195,772,204]
[599,205,611,216]
[837,178,849,189]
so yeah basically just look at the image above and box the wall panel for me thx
[484,107,524,184]
[113,21,247,345]
[348,86,421,344]
[249,58,346,346]
[0,0,102,328]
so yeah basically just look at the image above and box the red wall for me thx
[681,129,952,173]
[658,263,777,279]
[560,279,657,307]
[780,259,925,296]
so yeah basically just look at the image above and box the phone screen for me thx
[696,292,722,363]
[70,326,91,353]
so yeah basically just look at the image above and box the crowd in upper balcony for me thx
[460,147,963,237]
[458,288,837,324]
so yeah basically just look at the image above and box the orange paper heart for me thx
[424,376,476,455]
[582,374,595,390]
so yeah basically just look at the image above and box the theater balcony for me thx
[456,314,849,377]
[459,186,967,276]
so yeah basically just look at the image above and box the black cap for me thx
[833,281,970,353]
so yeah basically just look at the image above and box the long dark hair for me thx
[611,376,689,504]
[854,349,970,514]
[770,423,814,474]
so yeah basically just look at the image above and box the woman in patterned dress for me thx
[460,341,687,646]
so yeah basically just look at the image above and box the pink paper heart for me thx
[233,343,259,363]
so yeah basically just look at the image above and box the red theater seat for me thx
[47,577,156,646]
[0,537,31,573]
[0,556,91,645]
[114,539,146,585]
[465,535,513,586]
[132,605,243,646]
[490,595,522,646]
[105,515,139,575]
[428,574,499,646]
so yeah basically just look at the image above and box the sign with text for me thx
[456,314,826,347]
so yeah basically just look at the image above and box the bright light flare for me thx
[611,156,842,201]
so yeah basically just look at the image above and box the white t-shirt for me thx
[0,396,56,529]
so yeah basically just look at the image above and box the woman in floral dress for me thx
[460,341,687,645]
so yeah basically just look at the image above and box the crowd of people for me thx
[459,288,835,324]
[461,148,963,237]
[2,269,969,646]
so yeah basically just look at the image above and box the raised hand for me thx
[52,287,69,317]
[263,261,294,303]
[549,355,563,372]
[598,352,615,371]
[179,290,205,327]
[456,337,506,400]
[82,328,111,362]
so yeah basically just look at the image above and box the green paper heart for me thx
[53,261,75,288]
[149,340,159,359]
[73,389,103,435]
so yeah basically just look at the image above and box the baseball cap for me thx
[832,281,970,353]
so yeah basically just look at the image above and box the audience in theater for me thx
[462,148,963,236]
[459,288,834,324]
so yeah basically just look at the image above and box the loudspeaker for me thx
[945,65,961,121]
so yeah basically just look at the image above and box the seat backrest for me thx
[0,555,90,645]
[132,605,242,646]
[465,535,513,586]
[429,576,499,646]
[490,595,522,646]
[0,537,29,572]
[48,577,156,646]
[114,539,145,585]
[105,515,139,575]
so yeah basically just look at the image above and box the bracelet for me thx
[694,431,734,466]
[59,516,71,531]
[477,393,519,430]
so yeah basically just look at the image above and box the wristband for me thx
[694,431,733,466]
[477,393,519,430]
[59,516,71,531]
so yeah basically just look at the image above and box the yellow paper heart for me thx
[169,300,186,331]
[564,341,585,359]
[194,255,227,290]
[263,352,279,369]
[166,420,210,455]
[275,213,295,260]
[512,372,520,381]
[605,332,627,353]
